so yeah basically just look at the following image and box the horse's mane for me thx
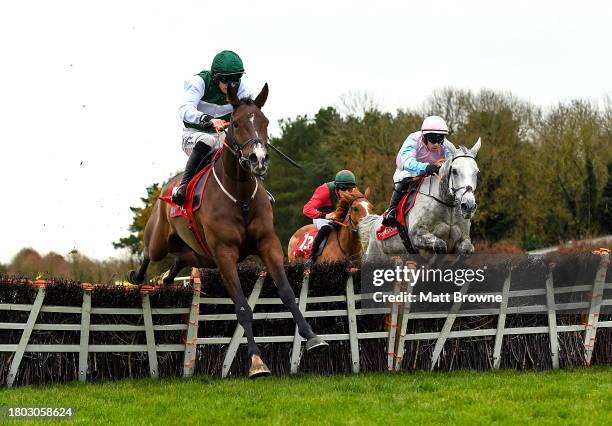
[333,189,366,222]
[457,145,472,155]
[238,97,254,105]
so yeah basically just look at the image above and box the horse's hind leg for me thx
[162,248,195,285]
[128,200,171,285]
[215,247,270,378]
[129,258,150,284]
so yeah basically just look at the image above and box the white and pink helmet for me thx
[421,116,449,135]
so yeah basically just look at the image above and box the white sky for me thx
[0,0,611,263]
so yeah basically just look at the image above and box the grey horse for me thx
[360,138,481,258]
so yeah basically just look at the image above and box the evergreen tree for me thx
[599,161,612,233]
[113,183,161,256]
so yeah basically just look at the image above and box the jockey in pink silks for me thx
[381,116,453,226]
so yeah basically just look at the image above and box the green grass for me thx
[1,367,611,425]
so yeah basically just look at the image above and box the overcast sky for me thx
[0,0,611,263]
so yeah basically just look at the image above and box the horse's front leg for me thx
[258,235,328,352]
[456,238,475,255]
[412,230,448,253]
[214,244,270,377]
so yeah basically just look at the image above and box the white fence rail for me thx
[0,253,610,387]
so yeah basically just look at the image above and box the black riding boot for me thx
[309,224,333,263]
[382,179,412,226]
[172,142,213,206]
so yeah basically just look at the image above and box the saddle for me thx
[375,179,424,253]
[159,148,224,257]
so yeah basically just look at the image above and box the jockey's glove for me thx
[425,164,440,175]
[198,114,215,131]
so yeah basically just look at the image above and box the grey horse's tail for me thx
[358,214,381,254]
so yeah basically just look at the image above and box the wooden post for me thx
[141,293,158,378]
[394,261,417,371]
[78,289,92,382]
[386,278,401,371]
[430,281,470,371]
[290,271,310,374]
[183,270,201,378]
[493,270,511,369]
[7,287,46,388]
[221,274,264,378]
[346,274,360,373]
[545,266,560,369]
[584,252,609,365]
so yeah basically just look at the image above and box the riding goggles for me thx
[217,73,243,84]
[424,133,446,144]
[336,184,356,192]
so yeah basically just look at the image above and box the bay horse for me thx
[288,188,374,264]
[128,83,328,377]
[360,138,482,259]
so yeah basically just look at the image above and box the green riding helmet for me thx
[334,170,356,188]
[211,50,244,76]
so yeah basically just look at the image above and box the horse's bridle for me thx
[223,122,266,173]
[420,154,477,208]
[446,154,477,202]
[333,196,368,258]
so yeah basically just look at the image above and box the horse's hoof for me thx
[248,354,271,379]
[126,270,142,285]
[306,335,329,353]
[433,240,447,254]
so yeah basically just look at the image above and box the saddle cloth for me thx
[163,149,223,218]
[291,229,319,259]
[158,148,224,258]
[375,179,424,240]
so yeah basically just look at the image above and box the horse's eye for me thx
[353,207,358,211]
[233,121,239,128]
[452,168,458,175]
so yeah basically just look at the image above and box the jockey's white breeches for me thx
[313,218,332,230]
[181,128,225,156]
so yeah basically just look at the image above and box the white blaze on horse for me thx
[360,138,482,258]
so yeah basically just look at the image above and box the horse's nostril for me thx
[249,153,258,164]
[460,202,468,210]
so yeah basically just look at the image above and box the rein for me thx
[213,122,261,226]
[333,196,366,257]
[419,154,477,208]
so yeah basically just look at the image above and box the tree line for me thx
[264,88,612,250]
[116,88,612,257]
[5,88,611,280]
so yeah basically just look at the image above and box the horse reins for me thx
[419,154,477,208]
[333,196,366,258]
[212,122,262,226]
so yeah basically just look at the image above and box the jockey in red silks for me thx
[172,50,253,206]
[303,170,357,262]
[381,116,452,226]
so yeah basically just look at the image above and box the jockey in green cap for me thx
[172,50,252,205]
[303,170,357,263]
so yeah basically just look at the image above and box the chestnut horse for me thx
[288,188,374,264]
[128,84,328,377]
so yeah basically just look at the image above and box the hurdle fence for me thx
[0,252,610,387]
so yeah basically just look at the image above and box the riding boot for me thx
[309,224,333,263]
[382,179,411,227]
[172,142,213,206]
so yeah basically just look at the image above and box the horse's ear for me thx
[470,137,482,157]
[444,140,458,156]
[226,83,241,107]
[364,187,371,200]
[254,83,269,109]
